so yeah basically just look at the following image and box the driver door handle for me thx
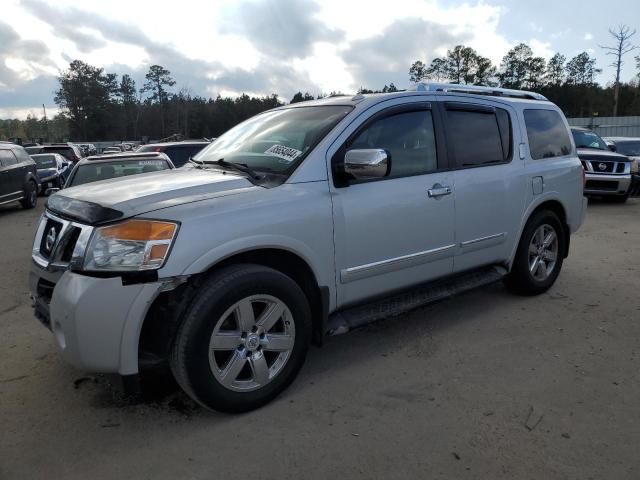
[427,184,452,198]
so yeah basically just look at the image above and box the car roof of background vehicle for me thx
[603,136,640,142]
[79,152,172,164]
[571,126,594,132]
[140,140,210,148]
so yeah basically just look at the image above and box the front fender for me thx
[182,234,329,287]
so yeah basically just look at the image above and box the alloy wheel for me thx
[208,294,295,392]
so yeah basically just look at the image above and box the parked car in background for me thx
[30,153,71,193]
[118,143,137,151]
[76,143,97,156]
[30,84,586,412]
[605,136,640,197]
[571,127,633,202]
[38,143,84,164]
[24,145,43,155]
[136,140,210,167]
[61,152,174,189]
[0,141,39,208]
[102,146,123,154]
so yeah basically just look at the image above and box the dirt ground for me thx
[1,197,639,480]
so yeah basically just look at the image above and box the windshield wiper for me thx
[188,157,205,168]
[203,158,262,179]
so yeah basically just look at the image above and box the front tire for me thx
[505,210,565,296]
[20,181,38,209]
[170,264,311,413]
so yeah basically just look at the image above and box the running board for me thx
[326,266,507,336]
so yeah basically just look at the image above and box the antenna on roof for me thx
[411,82,548,101]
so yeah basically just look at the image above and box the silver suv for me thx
[29,84,586,412]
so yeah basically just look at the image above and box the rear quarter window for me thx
[524,109,572,160]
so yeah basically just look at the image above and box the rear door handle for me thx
[427,184,452,198]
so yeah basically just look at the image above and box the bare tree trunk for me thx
[600,25,638,117]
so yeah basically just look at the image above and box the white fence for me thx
[567,116,640,138]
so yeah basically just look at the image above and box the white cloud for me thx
[584,33,593,41]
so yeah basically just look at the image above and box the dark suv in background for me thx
[0,142,39,209]
[571,127,634,202]
[136,140,210,167]
[34,143,84,164]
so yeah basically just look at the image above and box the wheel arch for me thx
[138,247,329,372]
[509,197,571,269]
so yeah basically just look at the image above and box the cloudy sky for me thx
[1,0,639,118]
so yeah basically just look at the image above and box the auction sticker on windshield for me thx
[264,144,302,163]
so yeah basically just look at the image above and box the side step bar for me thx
[325,265,507,336]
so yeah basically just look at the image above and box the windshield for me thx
[32,154,56,168]
[69,159,170,187]
[614,141,640,156]
[195,105,353,174]
[571,130,607,150]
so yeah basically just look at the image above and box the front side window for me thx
[348,110,438,178]
[196,106,353,174]
[69,160,170,187]
[445,105,510,167]
[524,109,572,159]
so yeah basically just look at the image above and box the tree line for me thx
[1,27,640,143]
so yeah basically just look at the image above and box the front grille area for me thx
[616,163,626,173]
[39,219,63,259]
[60,227,81,262]
[36,278,56,305]
[590,161,615,173]
[586,180,618,191]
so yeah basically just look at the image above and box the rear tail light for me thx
[154,147,162,152]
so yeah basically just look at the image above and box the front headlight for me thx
[83,219,178,271]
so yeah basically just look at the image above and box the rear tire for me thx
[170,264,311,413]
[20,181,37,209]
[505,210,565,296]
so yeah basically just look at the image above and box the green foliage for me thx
[290,92,315,103]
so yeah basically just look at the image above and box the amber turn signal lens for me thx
[100,220,177,241]
[148,243,169,261]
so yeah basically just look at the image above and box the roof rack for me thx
[410,82,548,101]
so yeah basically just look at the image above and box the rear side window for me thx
[0,150,18,167]
[348,110,438,178]
[445,104,510,167]
[13,146,33,164]
[524,109,572,159]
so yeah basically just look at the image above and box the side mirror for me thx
[344,149,391,179]
[608,144,617,152]
[45,187,60,196]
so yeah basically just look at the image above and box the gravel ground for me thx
[1,198,639,480]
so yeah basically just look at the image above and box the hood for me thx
[577,148,630,162]
[37,167,58,179]
[48,167,258,224]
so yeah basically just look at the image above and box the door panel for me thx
[0,150,21,201]
[330,103,455,307]
[440,99,526,272]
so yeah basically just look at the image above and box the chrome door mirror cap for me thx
[344,149,391,179]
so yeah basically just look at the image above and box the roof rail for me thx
[410,82,548,101]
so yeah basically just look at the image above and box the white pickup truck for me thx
[29,83,586,412]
